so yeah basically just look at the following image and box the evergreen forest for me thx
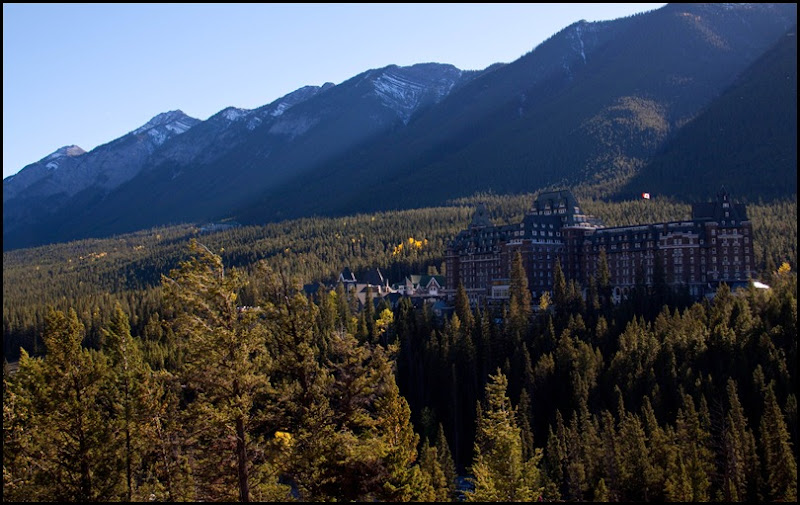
[3,193,797,501]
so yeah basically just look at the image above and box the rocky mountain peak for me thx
[46,145,86,160]
[370,63,464,124]
[131,109,200,147]
[133,110,199,135]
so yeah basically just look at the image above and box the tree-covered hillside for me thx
[4,229,797,501]
[4,194,796,361]
[619,28,797,202]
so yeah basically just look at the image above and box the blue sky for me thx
[3,3,664,179]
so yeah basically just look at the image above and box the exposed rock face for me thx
[3,111,200,203]
[3,3,796,251]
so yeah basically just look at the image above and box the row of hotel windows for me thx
[605,267,750,285]
[520,222,556,228]
[598,238,749,252]
[472,224,750,247]
[467,266,751,291]
[513,230,559,237]
[587,255,750,269]
[711,228,749,236]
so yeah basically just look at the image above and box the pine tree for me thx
[616,411,652,502]
[6,309,124,501]
[356,309,369,343]
[435,423,458,500]
[587,275,600,314]
[315,286,338,348]
[334,281,352,332]
[509,251,532,335]
[640,396,669,501]
[721,379,760,502]
[759,383,797,501]
[3,361,32,502]
[454,282,475,335]
[372,346,433,502]
[544,412,566,496]
[466,369,542,502]
[419,439,451,501]
[104,304,157,501]
[596,249,612,311]
[517,389,536,461]
[565,414,587,501]
[593,478,609,502]
[553,257,567,312]
[364,285,376,342]
[664,452,695,502]
[163,241,286,502]
[598,409,621,501]
[249,267,331,501]
[673,393,714,502]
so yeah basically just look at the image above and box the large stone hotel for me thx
[444,189,755,305]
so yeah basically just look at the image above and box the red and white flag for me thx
[642,192,651,199]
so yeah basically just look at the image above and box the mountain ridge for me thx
[3,3,796,251]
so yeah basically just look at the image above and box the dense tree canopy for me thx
[3,194,797,501]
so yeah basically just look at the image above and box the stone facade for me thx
[445,189,755,304]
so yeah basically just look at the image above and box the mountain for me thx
[4,111,198,203]
[3,3,797,251]
[240,2,797,220]
[2,145,86,202]
[3,64,475,249]
[3,110,203,249]
[618,26,797,202]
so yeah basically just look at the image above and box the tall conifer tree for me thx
[163,241,286,502]
[760,383,797,501]
[467,370,542,502]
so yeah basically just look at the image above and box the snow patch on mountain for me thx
[372,69,460,124]
[373,71,427,123]
[270,102,291,117]
[133,110,198,137]
[575,24,587,63]
[222,107,250,121]
[41,145,86,171]
[148,128,168,146]
[371,65,464,124]
[164,119,194,134]
[246,116,262,131]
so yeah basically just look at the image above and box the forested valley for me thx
[3,194,797,501]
